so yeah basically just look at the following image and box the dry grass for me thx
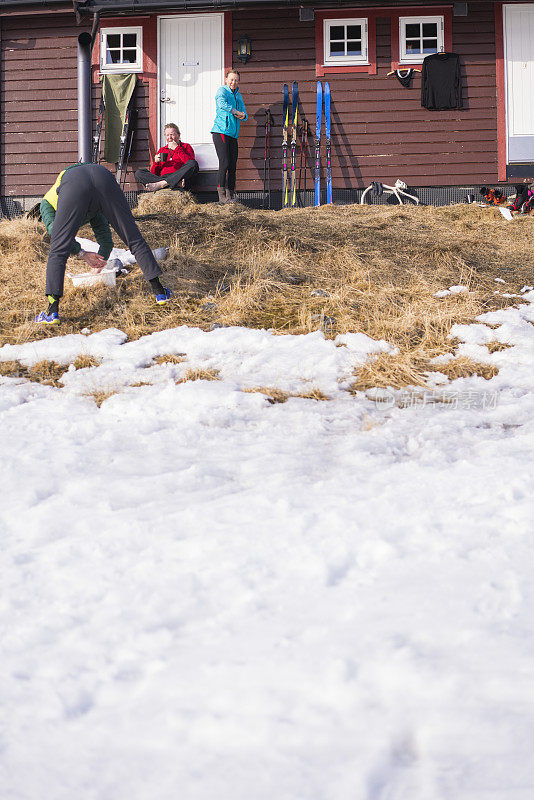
[84,389,120,407]
[244,385,330,403]
[351,351,430,391]
[294,388,330,401]
[177,368,220,383]
[351,351,499,391]
[136,189,196,215]
[0,360,27,379]
[154,353,187,365]
[487,340,513,353]
[0,358,67,387]
[27,360,67,386]
[244,386,290,404]
[72,355,101,369]
[428,356,499,381]
[2,198,531,389]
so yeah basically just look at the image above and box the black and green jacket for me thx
[40,165,114,259]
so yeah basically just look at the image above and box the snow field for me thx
[1,292,533,800]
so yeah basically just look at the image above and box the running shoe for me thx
[33,311,60,324]
[154,287,172,305]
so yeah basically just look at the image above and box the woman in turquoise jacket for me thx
[211,69,247,203]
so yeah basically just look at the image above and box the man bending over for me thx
[35,163,171,324]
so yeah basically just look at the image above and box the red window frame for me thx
[315,6,453,77]
[390,6,453,71]
[315,10,377,76]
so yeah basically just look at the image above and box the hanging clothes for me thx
[421,52,462,110]
[394,69,415,88]
[103,73,136,163]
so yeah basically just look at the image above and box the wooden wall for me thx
[0,12,150,197]
[1,2,499,197]
[1,13,85,196]
[233,0,499,189]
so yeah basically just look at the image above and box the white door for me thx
[504,4,534,163]
[159,14,224,170]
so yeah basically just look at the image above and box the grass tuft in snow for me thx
[487,341,513,353]
[244,386,330,404]
[0,360,26,378]
[0,359,66,387]
[177,368,220,383]
[84,389,120,407]
[430,357,499,381]
[351,351,500,390]
[154,353,187,365]
[72,355,101,370]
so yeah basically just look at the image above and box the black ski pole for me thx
[298,119,308,207]
[263,109,272,209]
[92,95,105,164]
[120,109,136,192]
[303,120,308,206]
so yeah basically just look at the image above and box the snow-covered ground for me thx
[1,288,533,800]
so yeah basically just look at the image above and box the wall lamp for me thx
[237,35,252,64]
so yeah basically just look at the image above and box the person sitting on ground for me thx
[135,123,199,193]
[34,163,171,325]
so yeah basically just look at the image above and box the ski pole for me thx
[263,109,272,209]
[290,81,299,207]
[121,109,137,192]
[282,84,289,208]
[298,119,308,208]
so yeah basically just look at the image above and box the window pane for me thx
[422,38,437,52]
[123,33,137,48]
[122,48,137,63]
[329,25,345,40]
[406,39,421,53]
[405,23,421,38]
[106,34,121,49]
[422,23,438,37]
[347,25,361,39]
[106,48,122,64]
[329,41,345,55]
[346,42,362,56]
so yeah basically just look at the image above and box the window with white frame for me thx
[399,16,443,63]
[100,27,143,73]
[323,18,368,65]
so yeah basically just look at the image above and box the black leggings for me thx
[135,159,199,190]
[212,132,238,191]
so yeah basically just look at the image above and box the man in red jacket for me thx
[135,123,199,192]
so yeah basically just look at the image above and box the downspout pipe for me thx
[77,30,93,163]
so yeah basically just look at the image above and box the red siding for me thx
[0,13,151,196]
[233,1,499,189]
[1,14,86,195]
[1,2,500,197]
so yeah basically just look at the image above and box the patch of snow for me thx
[1,289,534,800]
[434,285,468,298]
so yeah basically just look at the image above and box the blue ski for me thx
[290,81,299,207]
[282,83,289,208]
[325,82,332,204]
[315,81,322,207]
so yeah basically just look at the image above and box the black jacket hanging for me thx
[421,52,462,110]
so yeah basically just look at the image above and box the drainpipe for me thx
[77,30,93,162]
